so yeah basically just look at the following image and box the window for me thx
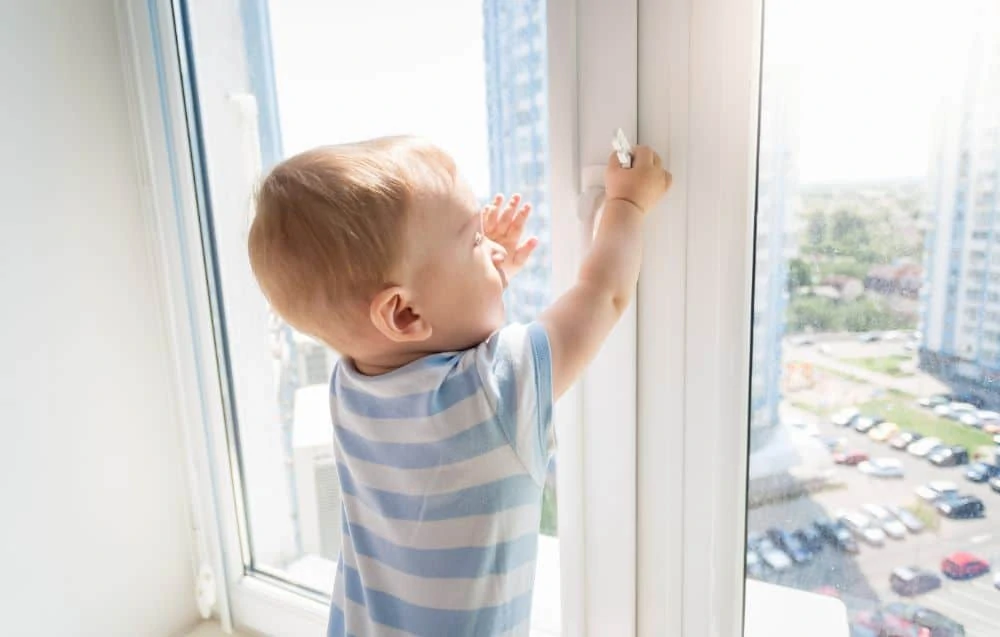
[131,0,641,635]
[744,1,1000,636]
[180,0,570,623]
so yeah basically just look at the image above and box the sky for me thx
[266,0,992,192]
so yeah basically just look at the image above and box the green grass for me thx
[858,397,993,453]
[845,355,913,377]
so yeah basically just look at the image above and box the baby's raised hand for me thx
[605,145,672,213]
[484,193,538,279]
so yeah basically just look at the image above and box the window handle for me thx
[579,165,607,246]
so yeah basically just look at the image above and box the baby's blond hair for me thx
[248,136,456,347]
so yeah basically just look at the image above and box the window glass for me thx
[747,1,999,635]
[192,0,559,626]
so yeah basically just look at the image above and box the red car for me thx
[941,552,990,579]
[834,450,869,465]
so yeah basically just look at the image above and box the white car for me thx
[831,408,859,427]
[755,538,792,571]
[941,402,977,420]
[959,413,982,428]
[858,458,904,478]
[915,481,959,502]
[907,436,943,457]
[968,410,1000,429]
[838,511,886,546]
[861,504,908,539]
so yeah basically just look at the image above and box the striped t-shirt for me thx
[327,322,556,637]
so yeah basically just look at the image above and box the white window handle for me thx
[579,164,607,245]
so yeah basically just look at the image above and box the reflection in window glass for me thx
[205,0,558,624]
[747,2,1000,635]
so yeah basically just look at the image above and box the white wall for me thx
[0,3,198,635]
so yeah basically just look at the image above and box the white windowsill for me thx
[186,579,847,637]
[744,580,850,637]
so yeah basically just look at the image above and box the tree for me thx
[806,211,827,249]
[787,258,812,294]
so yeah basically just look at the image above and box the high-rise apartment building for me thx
[920,29,1000,401]
[483,0,551,324]
[750,63,801,448]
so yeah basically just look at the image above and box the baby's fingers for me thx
[495,193,522,235]
[506,202,532,239]
[483,194,504,233]
[511,236,538,268]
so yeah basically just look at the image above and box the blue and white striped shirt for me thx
[327,322,555,637]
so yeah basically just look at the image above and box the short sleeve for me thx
[474,322,555,485]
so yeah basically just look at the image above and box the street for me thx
[749,334,1000,636]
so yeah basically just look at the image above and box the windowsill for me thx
[184,622,251,637]
[187,578,846,637]
[744,580,850,637]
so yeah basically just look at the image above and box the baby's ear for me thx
[369,286,432,343]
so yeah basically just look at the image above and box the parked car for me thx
[745,548,764,579]
[915,481,958,502]
[813,518,860,554]
[886,505,925,533]
[861,504,908,539]
[831,408,860,427]
[858,458,904,478]
[935,493,985,519]
[792,526,824,554]
[766,527,811,564]
[889,431,922,450]
[958,412,981,428]
[937,402,977,420]
[941,552,990,579]
[868,421,900,442]
[990,476,1000,494]
[834,450,869,465]
[928,445,970,467]
[960,409,1000,428]
[965,461,1000,483]
[858,333,880,343]
[889,566,943,596]
[918,394,952,408]
[838,511,886,546]
[747,533,793,571]
[869,602,966,637]
[853,415,884,433]
[907,436,944,457]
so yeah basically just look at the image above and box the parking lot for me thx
[749,333,1000,636]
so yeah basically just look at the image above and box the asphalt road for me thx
[748,408,1000,636]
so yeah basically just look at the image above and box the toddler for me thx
[248,135,671,636]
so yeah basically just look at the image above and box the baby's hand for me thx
[604,145,672,213]
[484,193,539,279]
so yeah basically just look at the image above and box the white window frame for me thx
[636,0,762,636]
[117,0,643,635]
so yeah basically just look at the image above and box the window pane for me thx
[747,1,999,635]
[192,0,559,628]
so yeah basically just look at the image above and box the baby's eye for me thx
[474,231,484,246]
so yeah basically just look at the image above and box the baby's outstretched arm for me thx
[540,146,672,399]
